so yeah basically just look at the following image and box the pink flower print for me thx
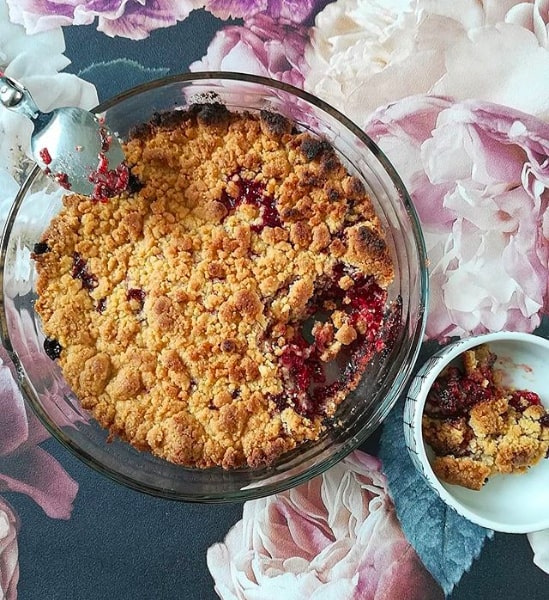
[365,95,549,341]
[207,450,443,599]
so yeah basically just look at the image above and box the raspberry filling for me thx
[219,173,282,232]
[54,172,71,189]
[426,355,543,420]
[126,287,146,310]
[425,366,493,419]
[39,147,52,165]
[71,252,97,291]
[509,390,543,412]
[89,155,130,202]
[86,125,131,202]
[271,272,391,418]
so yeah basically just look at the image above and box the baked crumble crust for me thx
[423,344,549,490]
[33,105,395,469]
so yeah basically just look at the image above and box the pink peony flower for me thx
[203,0,325,23]
[365,95,549,341]
[6,0,199,40]
[6,0,327,38]
[190,13,308,87]
[0,499,18,600]
[304,0,549,123]
[0,340,79,519]
[207,450,443,599]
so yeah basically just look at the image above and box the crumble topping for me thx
[423,344,549,490]
[33,105,396,469]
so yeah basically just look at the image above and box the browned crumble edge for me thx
[423,344,549,490]
[33,104,395,469]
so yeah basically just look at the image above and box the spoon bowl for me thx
[0,74,125,196]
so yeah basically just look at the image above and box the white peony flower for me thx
[304,0,549,122]
[506,0,549,48]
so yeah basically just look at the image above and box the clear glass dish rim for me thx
[0,71,429,502]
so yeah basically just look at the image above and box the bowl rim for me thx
[0,71,429,502]
[407,330,549,533]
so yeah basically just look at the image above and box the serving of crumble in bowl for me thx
[405,331,549,533]
[0,73,427,502]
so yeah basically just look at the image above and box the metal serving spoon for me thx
[0,74,125,196]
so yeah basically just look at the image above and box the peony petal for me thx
[366,95,549,342]
[0,364,29,456]
[0,3,98,178]
[0,497,19,600]
[7,0,200,39]
[434,24,549,120]
[208,449,442,598]
[204,0,265,20]
[204,0,325,24]
[506,0,549,48]
[207,540,242,600]
[305,0,549,123]
[191,15,308,87]
[269,498,333,558]
[527,529,549,574]
[0,447,78,519]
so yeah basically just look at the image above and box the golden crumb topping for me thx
[33,105,395,469]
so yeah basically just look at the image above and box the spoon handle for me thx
[0,74,40,120]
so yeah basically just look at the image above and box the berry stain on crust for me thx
[96,297,107,313]
[126,288,146,309]
[71,252,97,291]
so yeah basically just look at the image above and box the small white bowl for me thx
[404,331,549,533]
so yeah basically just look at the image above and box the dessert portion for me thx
[33,104,397,469]
[423,344,549,490]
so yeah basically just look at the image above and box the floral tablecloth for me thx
[1,1,549,599]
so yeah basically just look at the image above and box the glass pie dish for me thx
[0,72,428,502]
